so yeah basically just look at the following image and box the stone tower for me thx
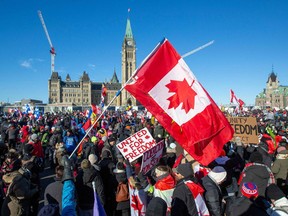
[121,18,136,106]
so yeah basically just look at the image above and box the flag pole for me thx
[69,39,214,159]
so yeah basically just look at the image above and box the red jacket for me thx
[28,141,44,158]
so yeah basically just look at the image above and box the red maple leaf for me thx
[123,148,128,153]
[166,79,197,113]
[131,194,144,212]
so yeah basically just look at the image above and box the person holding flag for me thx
[101,84,107,108]
[171,163,209,216]
[230,89,245,113]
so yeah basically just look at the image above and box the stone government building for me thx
[255,70,288,109]
[48,17,136,109]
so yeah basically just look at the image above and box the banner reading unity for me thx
[141,140,165,174]
[116,128,156,162]
[227,117,258,144]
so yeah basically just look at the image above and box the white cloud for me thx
[20,60,32,68]
[88,63,96,70]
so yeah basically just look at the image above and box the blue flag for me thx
[92,182,106,216]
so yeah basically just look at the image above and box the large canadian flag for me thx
[125,39,234,165]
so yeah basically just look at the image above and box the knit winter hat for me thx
[277,146,286,153]
[266,184,286,201]
[241,182,259,199]
[172,163,194,178]
[88,154,98,165]
[81,159,91,169]
[208,166,227,184]
[113,162,126,174]
[30,133,38,141]
[91,136,98,143]
[249,151,263,163]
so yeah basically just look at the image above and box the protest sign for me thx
[117,128,156,162]
[141,140,165,174]
[227,117,258,144]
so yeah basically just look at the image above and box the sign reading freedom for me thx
[116,128,156,162]
[227,117,259,144]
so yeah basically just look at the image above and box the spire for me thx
[66,74,71,81]
[125,17,133,39]
[111,68,119,83]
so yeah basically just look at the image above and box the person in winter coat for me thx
[76,159,105,215]
[271,146,288,195]
[61,155,77,216]
[101,135,118,162]
[0,150,21,175]
[146,197,167,216]
[63,129,78,154]
[1,166,39,216]
[228,182,268,216]
[113,162,130,216]
[238,151,275,197]
[7,123,19,149]
[27,133,45,159]
[44,165,64,213]
[20,124,29,145]
[40,125,50,158]
[266,184,288,216]
[201,166,227,216]
[83,136,99,159]
[171,163,209,216]
[257,142,273,168]
[153,120,165,143]
[99,150,117,215]
[153,165,176,211]
[88,153,101,172]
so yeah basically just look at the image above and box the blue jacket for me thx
[62,180,77,216]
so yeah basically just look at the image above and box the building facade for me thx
[48,17,135,108]
[48,70,121,108]
[255,71,288,109]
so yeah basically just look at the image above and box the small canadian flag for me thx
[125,39,234,165]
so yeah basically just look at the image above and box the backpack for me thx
[116,182,129,202]
[2,171,21,184]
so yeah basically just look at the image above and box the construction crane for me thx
[38,10,56,75]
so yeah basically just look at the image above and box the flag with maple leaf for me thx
[125,38,234,165]
[128,181,147,216]
[230,89,245,111]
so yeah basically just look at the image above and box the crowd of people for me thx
[0,107,287,216]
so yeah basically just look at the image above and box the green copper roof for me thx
[125,18,133,39]
[110,69,119,83]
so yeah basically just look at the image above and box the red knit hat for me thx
[241,182,258,199]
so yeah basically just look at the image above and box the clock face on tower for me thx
[127,40,133,46]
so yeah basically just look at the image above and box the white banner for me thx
[141,140,165,174]
[116,128,156,162]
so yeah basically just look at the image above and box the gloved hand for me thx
[61,155,74,182]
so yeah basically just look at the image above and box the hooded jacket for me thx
[1,169,38,216]
[228,196,269,216]
[271,150,288,180]
[239,163,273,197]
[201,175,223,216]
[75,166,105,210]
[171,177,204,216]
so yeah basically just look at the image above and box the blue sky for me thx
[0,0,287,105]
